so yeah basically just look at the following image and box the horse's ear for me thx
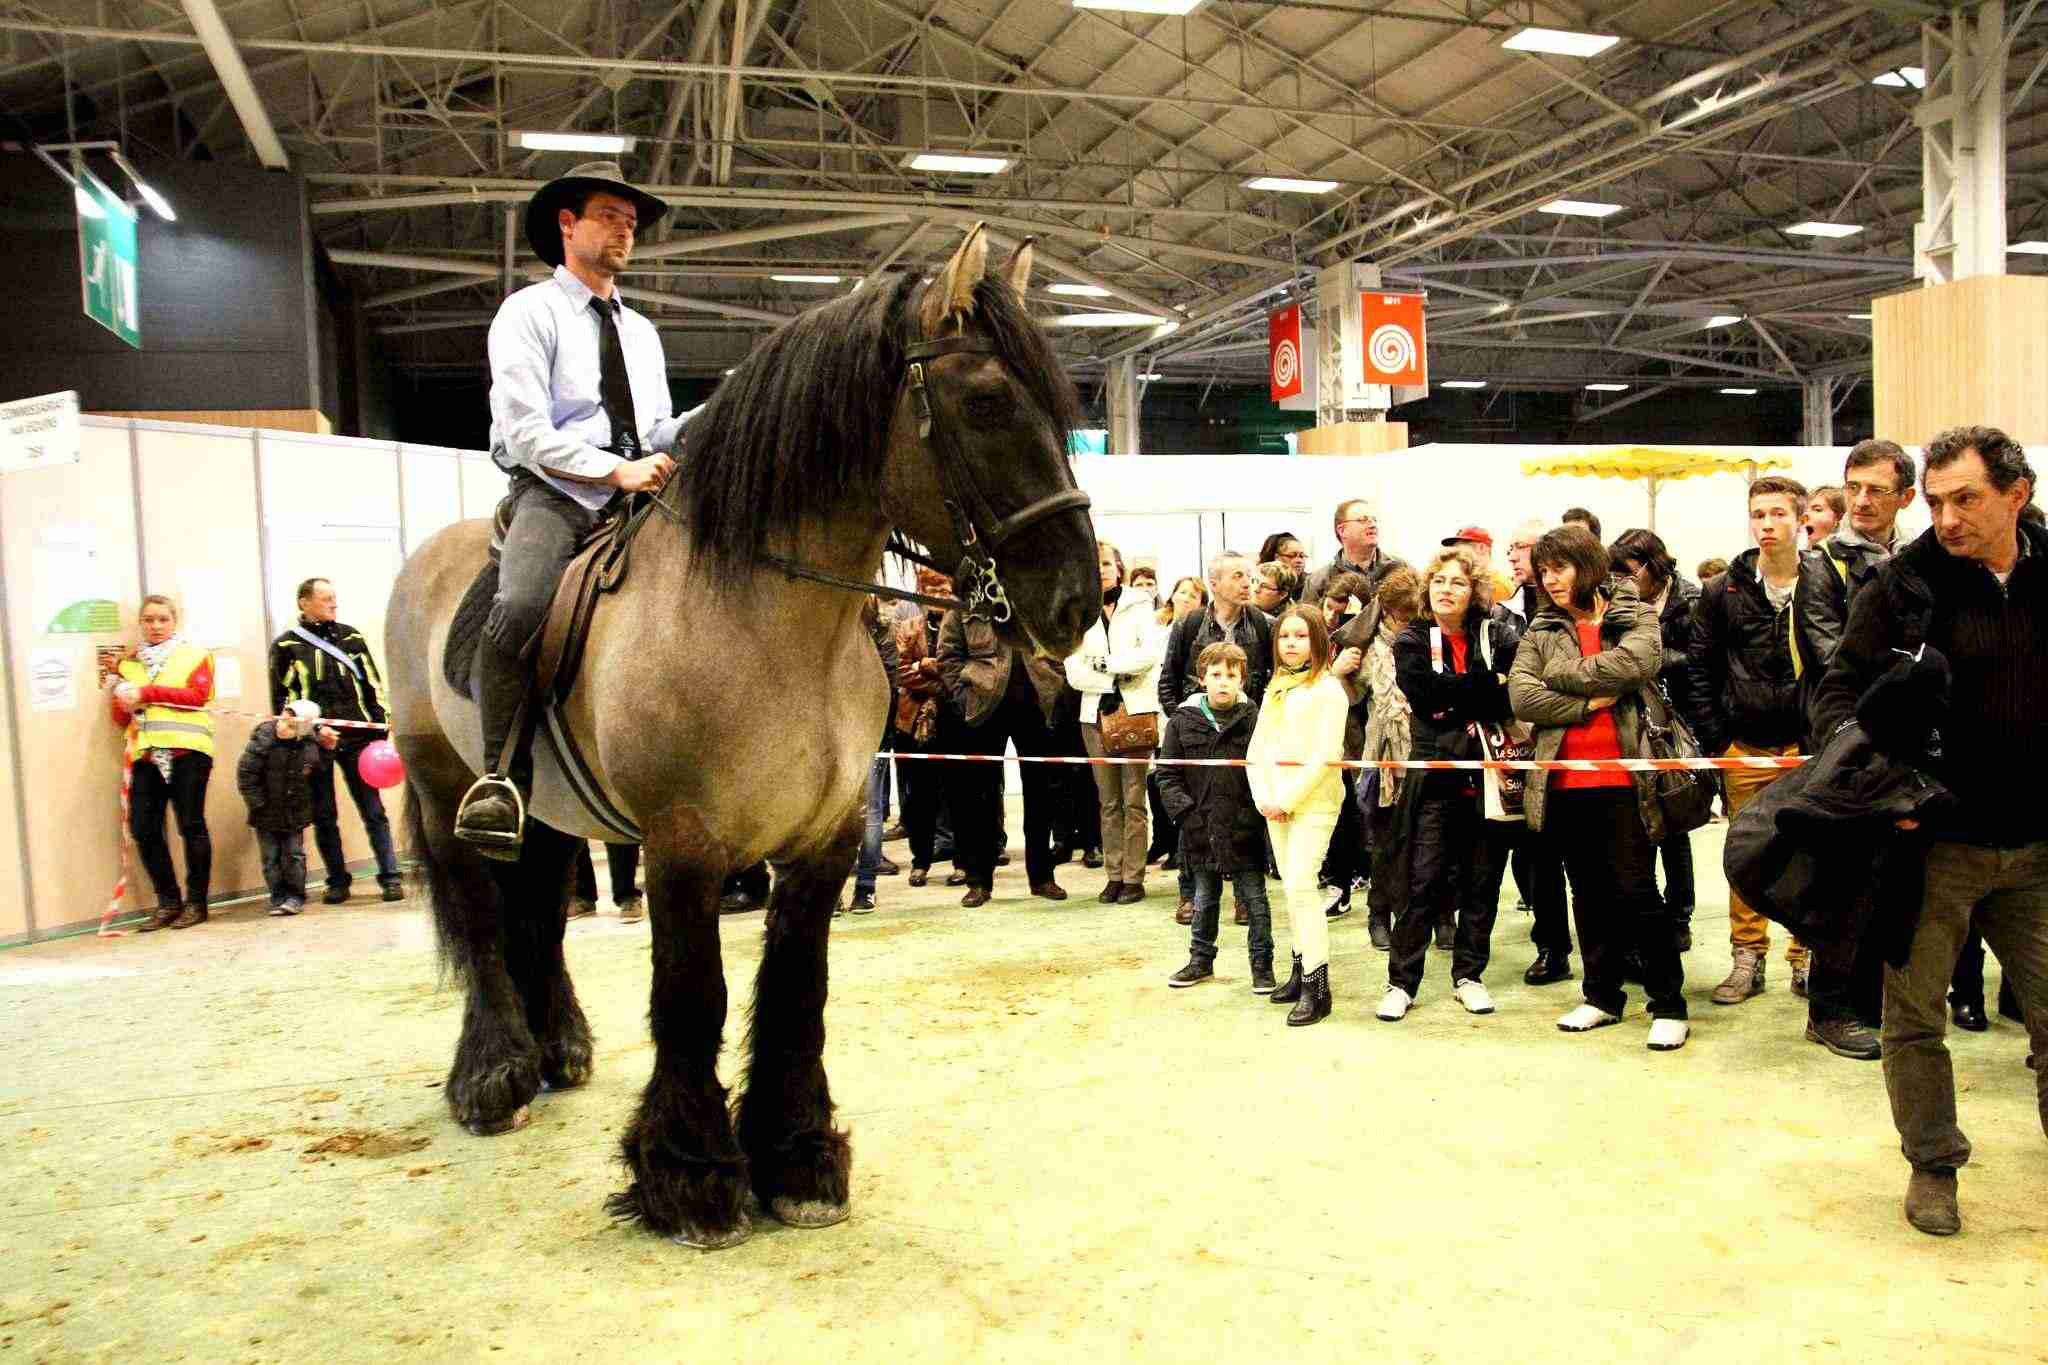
[922,223,988,334]
[1004,238,1035,297]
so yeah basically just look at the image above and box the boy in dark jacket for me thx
[238,700,322,916]
[1160,643,1275,991]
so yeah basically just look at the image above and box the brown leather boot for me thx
[136,903,182,933]
[1904,1169,1960,1236]
[169,904,208,929]
[1711,947,1765,1005]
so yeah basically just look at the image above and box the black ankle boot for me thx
[457,642,531,859]
[1287,963,1332,1026]
[1270,953,1304,1003]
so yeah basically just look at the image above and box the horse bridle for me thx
[758,331,1092,622]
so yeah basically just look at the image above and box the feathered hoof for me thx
[671,1213,753,1251]
[770,1197,850,1230]
[464,1104,530,1137]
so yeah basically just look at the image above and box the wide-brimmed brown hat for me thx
[524,161,669,268]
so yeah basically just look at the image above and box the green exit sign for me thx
[76,170,140,349]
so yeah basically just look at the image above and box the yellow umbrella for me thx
[1519,446,1795,532]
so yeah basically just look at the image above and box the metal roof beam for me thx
[177,0,289,166]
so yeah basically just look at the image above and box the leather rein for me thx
[758,332,1092,621]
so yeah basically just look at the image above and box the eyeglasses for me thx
[1844,480,1901,499]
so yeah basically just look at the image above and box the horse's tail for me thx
[406,783,472,986]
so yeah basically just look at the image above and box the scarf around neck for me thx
[1267,658,1320,701]
[137,635,189,680]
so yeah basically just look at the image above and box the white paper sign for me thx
[28,648,78,712]
[32,523,122,634]
[175,567,235,648]
[0,391,81,474]
[214,654,244,701]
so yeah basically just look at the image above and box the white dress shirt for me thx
[487,265,686,511]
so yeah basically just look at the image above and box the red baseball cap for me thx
[1442,525,1494,548]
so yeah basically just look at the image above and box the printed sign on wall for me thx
[1360,291,1427,388]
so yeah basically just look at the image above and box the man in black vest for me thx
[269,577,402,903]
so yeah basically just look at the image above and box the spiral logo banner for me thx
[1273,340,1298,388]
[1360,291,1428,387]
[1268,302,1305,402]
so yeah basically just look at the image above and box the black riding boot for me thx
[1287,963,1332,1027]
[455,640,531,860]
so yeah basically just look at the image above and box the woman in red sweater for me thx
[109,595,218,930]
[1508,527,1690,1051]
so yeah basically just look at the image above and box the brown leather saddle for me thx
[445,492,662,841]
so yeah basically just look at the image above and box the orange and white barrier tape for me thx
[887,752,1805,773]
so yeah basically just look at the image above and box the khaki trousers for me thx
[1721,738,1808,964]
[1081,720,1150,884]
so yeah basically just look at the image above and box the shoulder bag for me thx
[1639,679,1715,835]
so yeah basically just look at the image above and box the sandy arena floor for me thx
[2,821,2044,1362]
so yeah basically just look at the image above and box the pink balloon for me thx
[357,739,406,789]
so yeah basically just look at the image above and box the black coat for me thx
[1392,612,1520,763]
[1154,697,1264,875]
[1650,575,1709,734]
[1157,606,1273,712]
[1686,549,1803,754]
[268,617,387,733]
[237,721,319,832]
[1722,719,1953,969]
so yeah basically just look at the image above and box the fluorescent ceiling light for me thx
[1705,314,1742,327]
[1786,221,1863,239]
[723,368,736,376]
[1844,313,1873,321]
[770,274,843,284]
[1243,176,1339,194]
[1538,199,1624,218]
[1047,283,1112,297]
[73,184,104,219]
[1138,372,1165,381]
[1072,0,1203,15]
[1440,380,1487,389]
[1719,387,1758,395]
[1585,383,1631,392]
[511,130,634,153]
[134,180,176,222]
[1872,66,1925,89]
[1052,312,1168,327]
[2008,240,2048,255]
[1501,26,1620,58]
[904,152,1011,174]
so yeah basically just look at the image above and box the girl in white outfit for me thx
[1248,605,1352,1025]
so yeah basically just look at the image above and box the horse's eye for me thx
[964,391,1017,423]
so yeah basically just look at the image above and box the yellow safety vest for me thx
[119,645,216,762]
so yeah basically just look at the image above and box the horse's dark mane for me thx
[680,266,1081,582]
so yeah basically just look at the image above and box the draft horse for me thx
[384,226,1098,1248]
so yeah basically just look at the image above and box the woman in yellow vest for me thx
[109,594,217,931]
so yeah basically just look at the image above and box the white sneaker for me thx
[1452,978,1495,1015]
[1376,986,1412,1022]
[1557,1003,1622,1032]
[1647,1018,1690,1051]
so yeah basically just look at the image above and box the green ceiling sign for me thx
[77,170,140,349]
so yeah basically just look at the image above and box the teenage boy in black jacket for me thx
[1688,476,1810,1008]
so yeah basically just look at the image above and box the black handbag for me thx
[1639,680,1714,835]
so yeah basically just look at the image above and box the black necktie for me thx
[590,296,640,455]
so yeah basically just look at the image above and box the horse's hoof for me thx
[770,1197,850,1230]
[464,1104,530,1137]
[671,1213,752,1251]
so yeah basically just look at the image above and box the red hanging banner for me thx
[1268,302,1305,403]
[1359,291,1428,388]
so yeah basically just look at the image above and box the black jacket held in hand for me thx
[1686,548,1802,754]
[1810,519,2048,849]
[1723,649,1957,967]
[1392,612,1520,764]
[1649,574,1710,732]
[237,721,320,832]
[1154,697,1265,875]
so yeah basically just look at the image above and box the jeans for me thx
[1188,869,1273,967]
[855,751,892,894]
[1548,787,1686,1019]
[573,843,641,904]
[1883,840,2048,1172]
[130,751,212,909]
[256,827,307,906]
[1391,787,1511,995]
[311,743,401,891]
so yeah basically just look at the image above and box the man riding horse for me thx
[456,161,686,855]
